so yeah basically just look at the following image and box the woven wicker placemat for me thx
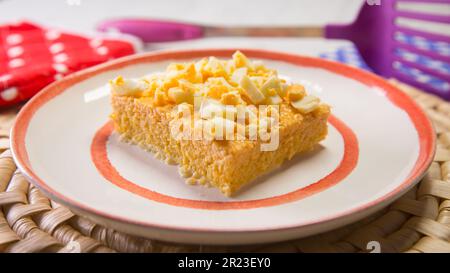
[1,80,450,253]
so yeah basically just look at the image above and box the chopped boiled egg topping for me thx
[110,51,325,141]
[109,51,323,114]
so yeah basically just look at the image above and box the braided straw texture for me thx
[1,80,450,253]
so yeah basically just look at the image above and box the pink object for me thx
[97,0,450,99]
[0,21,137,107]
[97,19,204,43]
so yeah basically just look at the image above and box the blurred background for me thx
[0,0,449,106]
[0,0,362,30]
[0,0,363,53]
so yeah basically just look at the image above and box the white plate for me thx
[11,49,435,245]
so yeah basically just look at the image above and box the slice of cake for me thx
[109,51,330,196]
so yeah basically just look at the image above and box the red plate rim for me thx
[10,48,436,234]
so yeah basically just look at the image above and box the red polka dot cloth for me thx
[0,21,138,107]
